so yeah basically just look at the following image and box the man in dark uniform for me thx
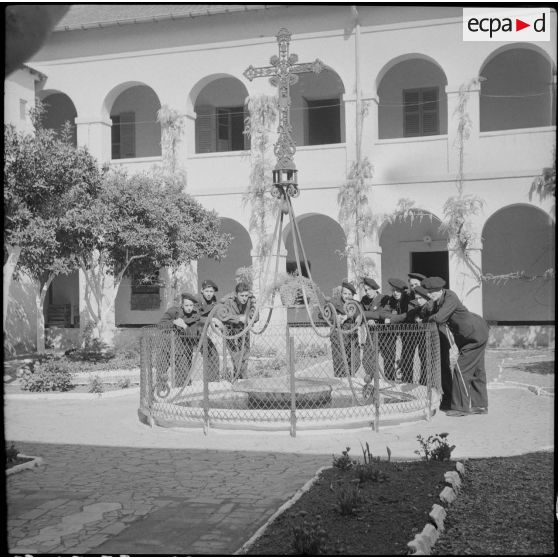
[196,279,222,382]
[422,276,489,416]
[220,282,259,380]
[360,277,387,381]
[379,278,410,381]
[324,281,362,377]
[399,272,428,383]
[158,292,201,387]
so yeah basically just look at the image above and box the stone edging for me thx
[234,465,329,555]
[407,461,466,555]
[5,386,140,400]
[488,380,554,397]
[6,454,44,476]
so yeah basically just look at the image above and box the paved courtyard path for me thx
[5,348,554,555]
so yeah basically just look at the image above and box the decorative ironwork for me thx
[244,28,324,198]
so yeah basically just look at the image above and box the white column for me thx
[361,230,383,285]
[75,116,112,167]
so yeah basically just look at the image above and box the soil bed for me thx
[247,459,450,556]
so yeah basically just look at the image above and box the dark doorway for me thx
[410,251,449,288]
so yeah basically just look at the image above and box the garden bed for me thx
[245,457,451,556]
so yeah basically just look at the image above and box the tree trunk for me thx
[36,274,56,354]
[3,244,21,330]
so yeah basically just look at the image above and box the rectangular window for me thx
[305,98,341,145]
[130,269,161,311]
[111,111,135,159]
[403,88,439,137]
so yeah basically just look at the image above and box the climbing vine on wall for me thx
[243,94,280,262]
[157,105,186,177]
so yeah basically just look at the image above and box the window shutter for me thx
[195,106,216,153]
[422,88,439,135]
[120,112,135,158]
[404,90,420,137]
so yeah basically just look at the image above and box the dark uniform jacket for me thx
[221,296,259,330]
[197,294,218,325]
[360,293,389,322]
[427,289,488,347]
[159,306,201,338]
[379,292,410,322]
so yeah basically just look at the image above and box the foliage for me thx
[6,442,19,463]
[116,377,132,389]
[354,463,389,484]
[414,432,456,462]
[235,265,254,289]
[87,375,105,394]
[266,272,320,307]
[529,145,555,217]
[290,512,329,555]
[332,447,357,470]
[331,480,361,515]
[243,94,280,260]
[20,359,75,392]
[157,104,186,176]
[295,343,328,359]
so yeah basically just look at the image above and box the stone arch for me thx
[376,54,449,139]
[282,213,347,298]
[37,89,78,146]
[190,74,250,154]
[289,66,346,146]
[103,82,162,159]
[378,210,447,291]
[197,218,252,296]
[479,44,556,131]
[481,204,555,322]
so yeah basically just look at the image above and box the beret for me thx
[341,281,357,295]
[388,277,407,291]
[201,279,218,292]
[362,277,380,290]
[422,276,446,291]
[408,272,426,281]
[181,292,199,303]
[414,285,430,299]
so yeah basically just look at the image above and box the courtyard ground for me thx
[4,348,554,555]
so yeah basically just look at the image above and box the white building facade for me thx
[4,5,556,353]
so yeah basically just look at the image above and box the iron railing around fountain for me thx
[138,315,442,435]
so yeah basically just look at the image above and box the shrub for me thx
[291,513,327,555]
[20,359,75,392]
[354,463,389,484]
[415,432,456,462]
[87,375,104,394]
[116,377,131,389]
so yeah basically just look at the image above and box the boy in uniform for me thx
[197,279,222,382]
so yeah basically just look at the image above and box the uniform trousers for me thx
[330,327,361,377]
[226,327,251,380]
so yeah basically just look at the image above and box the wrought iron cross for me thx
[244,28,324,194]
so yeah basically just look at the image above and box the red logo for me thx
[515,18,530,31]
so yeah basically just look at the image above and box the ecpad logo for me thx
[463,8,551,41]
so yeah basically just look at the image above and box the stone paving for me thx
[4,348,554,555]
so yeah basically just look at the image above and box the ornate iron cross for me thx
[244,28,324,195]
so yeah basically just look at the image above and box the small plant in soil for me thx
[331,480,362,515]
[332,446,357,470]
[6,442,19,463]
[116,377,131,389]
[354,463,389,484]
[415,432,456,462]
[289,511,345,555]
[20,359,75,392]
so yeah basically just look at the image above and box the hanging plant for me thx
[243,94,280,261]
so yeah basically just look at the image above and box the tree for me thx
[64,168,231,343]
[4,115,102,349]
[529,146,556,218]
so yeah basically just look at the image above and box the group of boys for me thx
[158,277,257,385]
[329,272,489,417]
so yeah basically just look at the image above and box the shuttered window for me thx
[111,112,136,159]
[403,88,439,137]
[196,106,247,153]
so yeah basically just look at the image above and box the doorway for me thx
[410,251,449,288]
